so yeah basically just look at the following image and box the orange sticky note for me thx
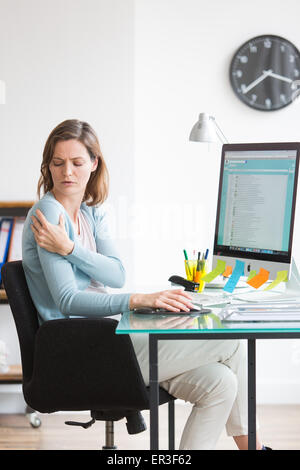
[223,266,233,278]
[246,268,270,289]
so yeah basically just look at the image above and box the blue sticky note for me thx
[223,260,245,293]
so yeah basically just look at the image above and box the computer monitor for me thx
[213,142,300,281]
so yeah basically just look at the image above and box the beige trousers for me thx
[130,335,248,450]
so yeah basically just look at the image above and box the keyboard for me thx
[234,290,300,303]
[133,307,211,316]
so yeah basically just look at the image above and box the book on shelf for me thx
[7,217,25,262]
[0,216,25,286]
[0,218,14,284]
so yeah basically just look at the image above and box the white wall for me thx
[0,0,135,276]
[0,0,135,411]
[134,0,300,403]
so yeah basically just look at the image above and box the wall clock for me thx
[230,35,300,111]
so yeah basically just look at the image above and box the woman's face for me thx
[49,139,98,199]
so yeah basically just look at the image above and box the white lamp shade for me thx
[189,113,222,143]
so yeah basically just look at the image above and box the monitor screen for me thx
[213,143,300,279]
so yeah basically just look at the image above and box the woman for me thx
[22,119,266,450]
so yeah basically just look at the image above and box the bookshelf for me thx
[0,201,35,303]
[0,201,41,427]
[0,364,22,382]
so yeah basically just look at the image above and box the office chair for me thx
[1,261,176,449]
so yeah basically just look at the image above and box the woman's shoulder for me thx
[29,192,66,224]
[34,192,60,207]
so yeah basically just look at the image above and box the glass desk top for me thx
[116,310,300,335]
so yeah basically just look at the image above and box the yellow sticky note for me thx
[247,270,257,282]
[200,259,226,283]
[264,270,288,291]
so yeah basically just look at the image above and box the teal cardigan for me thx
[22,192,131,323]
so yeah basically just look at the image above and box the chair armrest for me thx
[26,317,149,413]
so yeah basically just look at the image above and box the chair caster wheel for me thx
[27,412,41,428]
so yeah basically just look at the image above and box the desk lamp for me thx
[189,113,227,143]
[188,112,228,288]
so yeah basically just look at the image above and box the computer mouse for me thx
[133,307,156,314]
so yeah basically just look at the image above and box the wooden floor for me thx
[0,404,300,450]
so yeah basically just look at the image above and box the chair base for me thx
[91,409,147,435]
[65,417,96,429]
[65,402,175,449]
[103,421,117,449]
[65,410,147,449]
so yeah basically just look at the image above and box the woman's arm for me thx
[31,210,74,255]
[30,203,130,317]
[36,243,194,316]
[31,207,125,288]
[37,246,131,317]
[31,202,195,314]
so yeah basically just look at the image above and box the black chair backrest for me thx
[1,261,39,382]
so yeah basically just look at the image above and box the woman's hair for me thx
[37,119,109,206]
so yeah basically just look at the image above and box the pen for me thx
[183,249,192,278]
[204,249,209,260]
[196,251,201,271]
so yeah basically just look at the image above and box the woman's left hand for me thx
[31,209,74,256]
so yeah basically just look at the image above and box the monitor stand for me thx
[285,257,300,293]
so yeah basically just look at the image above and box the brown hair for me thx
[37,119,109,206]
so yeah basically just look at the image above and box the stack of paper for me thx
[221,303,300,322]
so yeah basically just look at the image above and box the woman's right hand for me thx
[129,288,194,313]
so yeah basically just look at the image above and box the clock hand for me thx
[242,69,272,94]
[266,71,293,83]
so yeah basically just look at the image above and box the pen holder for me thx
[184,260,196,281]
[184,260,207,292]
[194,260,207,293]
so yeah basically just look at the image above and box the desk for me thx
[116,311,300,450]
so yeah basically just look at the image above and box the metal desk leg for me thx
[248,339,256,450]
[168,400,175,450]
[149,335,159,450]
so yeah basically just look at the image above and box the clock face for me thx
[230,35,300,111]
